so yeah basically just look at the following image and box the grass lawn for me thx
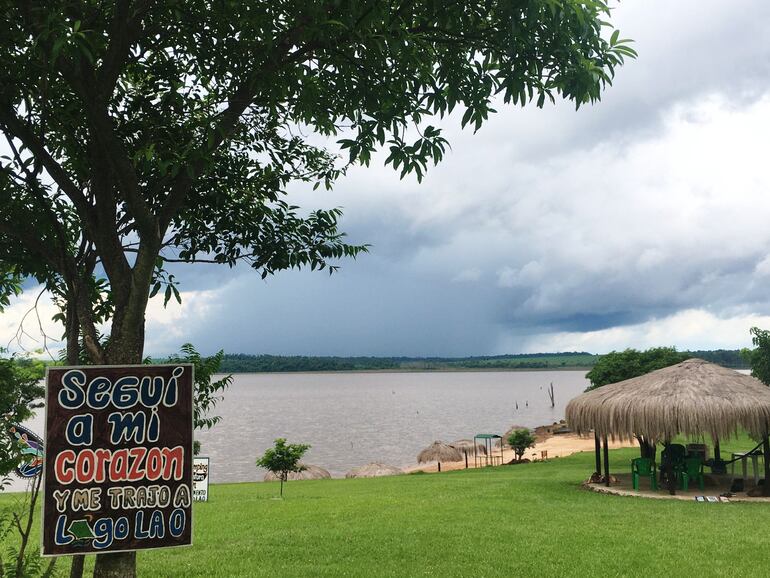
[2,438,769,577]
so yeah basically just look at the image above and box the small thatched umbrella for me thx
[417,441,464,472]
[345,463,404,478]
[450,439,486,455]
[566,358,770,494]
[450,439,485,468]
[263,464,331,482]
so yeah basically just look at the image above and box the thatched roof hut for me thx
[450,439,486,455]
[566,358,770,442]
[417,441,464,464]
[345,463,404,478]
[263,464,332,482]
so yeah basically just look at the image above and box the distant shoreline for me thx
[201,350,747,375]
[216,366,594,375]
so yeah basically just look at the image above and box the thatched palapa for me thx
[264,464,332,481]
[566,358,770,442]
[417,441,464,464]
[345,463,404,478]
[449,439,486,455]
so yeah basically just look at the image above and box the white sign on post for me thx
[193,457,210,502]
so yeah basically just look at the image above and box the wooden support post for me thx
[762,434,770,496]
[603,435,610,487]
[70,555,85,578]
[714,439,721,462]
[438,461,441,473]
[464,450,468,469]
[594,433,602,476]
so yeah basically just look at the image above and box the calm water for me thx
[7,370,589,490]
[197,370,589,482]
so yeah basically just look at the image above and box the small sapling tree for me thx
[257,438,310,497]
[507,429,536,462]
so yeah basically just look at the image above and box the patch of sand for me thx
[406,433,636,473]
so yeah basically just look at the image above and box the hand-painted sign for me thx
[8,424,44,478]
[42,365,194,556]
[192,457,209,502]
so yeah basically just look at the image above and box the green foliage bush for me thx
[507,429,536,462]
[743,327,770,386]
[164,343,233,455]
[0,354,45,477]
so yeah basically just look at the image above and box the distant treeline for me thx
[686,349,747,369]
[214,350,748,373]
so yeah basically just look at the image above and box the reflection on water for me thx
[5,370,589,490]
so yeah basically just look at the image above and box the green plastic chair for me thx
[680,457,705,491]
[631,457,658,490]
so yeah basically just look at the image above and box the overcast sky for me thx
[7,0,770,358]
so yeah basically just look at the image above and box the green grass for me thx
[3,439,770,577]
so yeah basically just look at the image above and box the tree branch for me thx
[97,0,155,98]
[0,112,94,232]
[73,278,105,364]
[157,29,322,232]
[0,221,62,274]
[86,108,158,240]
[5,139,76,276]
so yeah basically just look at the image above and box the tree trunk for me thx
[637,436,657,462]
[92,317,145,578]
[65,297,86,578]
[762,434,770,496]
[69,556,85,578]
[93,553,137,578]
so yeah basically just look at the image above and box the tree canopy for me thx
[584,347,689,391]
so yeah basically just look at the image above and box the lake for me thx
[196,370,589,482]
[6,370,589,490]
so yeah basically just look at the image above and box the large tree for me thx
[0,1,633,575]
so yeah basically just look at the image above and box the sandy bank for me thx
[406,433,636,474]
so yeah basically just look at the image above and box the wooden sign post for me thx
[42,365,194,556]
